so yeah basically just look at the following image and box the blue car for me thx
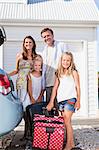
[0,68,23,136]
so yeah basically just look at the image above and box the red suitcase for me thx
[32,114,65,150]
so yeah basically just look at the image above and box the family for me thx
[8,28,80,150]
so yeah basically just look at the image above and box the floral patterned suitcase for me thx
[32,114,65,150]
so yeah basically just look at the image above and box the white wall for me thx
[2,25,98,118]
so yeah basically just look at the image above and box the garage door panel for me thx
[4,41,22,72]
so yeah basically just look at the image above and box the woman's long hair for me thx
[56,52,77,78]
[22,36,37,60]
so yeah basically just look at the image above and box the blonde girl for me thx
[27,55,45,104]
[47,52,80,150]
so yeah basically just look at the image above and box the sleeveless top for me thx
[57,74,77,103]
[30,73,43,101]
[16,59,33,90]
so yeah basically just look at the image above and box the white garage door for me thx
[3,41,22,89]
[4,41,22,72]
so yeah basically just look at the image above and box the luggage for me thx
[26,102,47,139]
[26,102,58,139]
[32,109,65,150]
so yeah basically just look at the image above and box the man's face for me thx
[41,30,54,46]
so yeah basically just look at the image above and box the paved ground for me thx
[0,118,99,150]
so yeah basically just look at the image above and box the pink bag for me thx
[32,114,65,150]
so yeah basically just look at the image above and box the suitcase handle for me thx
[42,107,56,117]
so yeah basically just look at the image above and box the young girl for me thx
[19,55,45,146]
[47,52,80,150]
[27,55,45,104]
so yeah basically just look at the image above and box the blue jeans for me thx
[58,98,77,112]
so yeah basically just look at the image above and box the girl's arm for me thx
[27,74,35,104]
[46,76,59,111]
[36,73,46,103]
[36,89,45,103]
[73,70,80,110]
[8,53,22,76]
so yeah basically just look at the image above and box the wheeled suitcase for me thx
[26,102,47,139]
[32,111,65,150]
[26,102,59,139]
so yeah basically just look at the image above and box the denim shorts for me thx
[58,98,77,112]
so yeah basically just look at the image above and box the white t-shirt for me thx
[42,41,68,87]
[57,75,77,103]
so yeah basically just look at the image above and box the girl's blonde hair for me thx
[34,54,43,64]
[56,52,76,78]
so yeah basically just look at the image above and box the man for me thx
[41,28,68,106]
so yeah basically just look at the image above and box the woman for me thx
[9,35,37,140]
